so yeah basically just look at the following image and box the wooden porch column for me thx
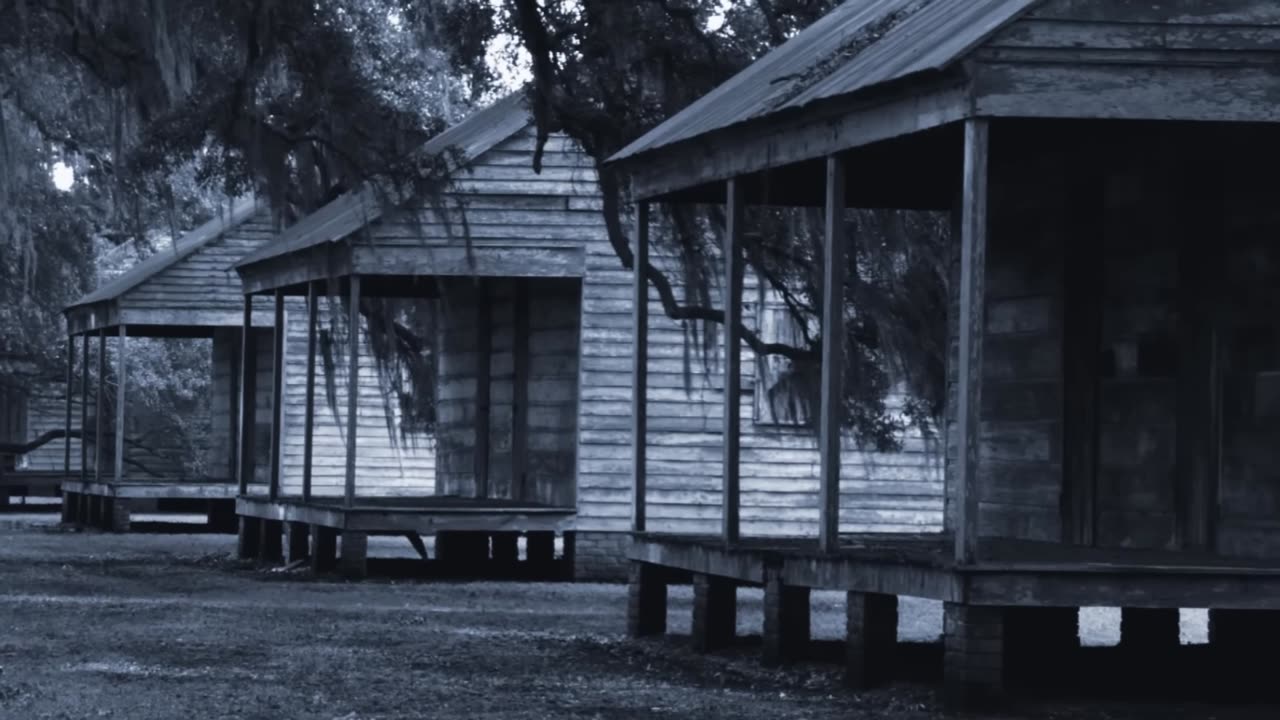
[819,155,847,553]
[63,336,74,478]
[722,178,744,544]
[474,279,491,499]
[94,329,106,483]
[631,202,650,532]
[344,276,361,507]
[114,326,127,483]
[79,334,89,483]
[955,118,989,565]
[237,295,258,495]
[512,278,530,500]
[268,290,285,501]
[302,282,318,502]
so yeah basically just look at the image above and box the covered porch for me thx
[608,0,1280,707]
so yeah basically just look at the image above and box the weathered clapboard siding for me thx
[277,299,435,497]
[18,384,81,472]
[974,0,1280,124]
[117,215,279,318]
[433,276,578,505]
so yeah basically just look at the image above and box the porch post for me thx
[94,329,106,483]
[63,335,74,479]
[819,155,847,553]
[631,202,650,533]
[79,334,88,483]
[955,118,989,565]
[268,290,285,501]
[722,178,744,544]
[114,325,127,482]
[302,281,318,502]
[474,279,491,499]
[512,278,530,500]
[238,295,258,495]
[344,276,361,507]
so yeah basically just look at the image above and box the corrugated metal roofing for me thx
[234,91,532,270]
[65,195,261,311]
[609,0,1038,163]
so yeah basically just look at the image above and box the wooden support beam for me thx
[627,561,667,638]
[63,336,74,479]
[954,118,989,565]
[94,330,105,483]
[237,296,258,495]
[345,276,361,508]
[512,279,530,502]
[692,573,737,653]
[722,178,744,544]
[474,279,492,500]
[114,326,127,482]
[80,335,88,483]
[819,155,847,554]
[268,291,286,501]
[631,202,650,533]
[227,328,240,486]
[302,283,318,501]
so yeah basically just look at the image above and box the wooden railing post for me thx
[722,179,744,544]
[819,156,847,553]
[955,118,990,565]
[631,202,650,533]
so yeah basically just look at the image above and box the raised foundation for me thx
[573,531,629,581]
[691,573,736,653]
[1003,606,1078,688]
[311,524,337,573]
[762,565,810,666]
[1120,607,1180,650]
[627,562,667,638]
[492,532,519,571]
[237,516,261,560]
[943,603,1004,709]
[339,531,368,579]
[259,519,284,563]
[846,592,897,689]
[106,498,131,533]
[286,521,310,564]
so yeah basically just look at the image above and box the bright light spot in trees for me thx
[387,9,403,29]
[51,162,75,191]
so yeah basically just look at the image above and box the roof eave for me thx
[616,72,974,202]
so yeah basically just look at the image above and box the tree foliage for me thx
[3,0,950,452]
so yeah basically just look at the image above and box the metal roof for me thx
[609,0,1039,164]
[234,91,533,270]
[65,195,261,311]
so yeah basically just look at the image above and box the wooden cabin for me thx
[608,0,1280,708]
[60,197,275,531]
[59,196,435,534]
[0,353,67,504]
[232,92,944,580]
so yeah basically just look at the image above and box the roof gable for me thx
[66,196,262,311]
[609,0,1039,164]
[234,92,534,270]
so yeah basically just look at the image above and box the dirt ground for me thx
[0,526,1271,720]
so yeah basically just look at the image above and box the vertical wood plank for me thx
[819,156,847,553]
[955,118,990,565]
[80,335,88,483]
[63,336,74,479]
[1175,154,1223,551]
[302,282,318,502]
[1062,163,1103,546]
[474,279,492,499]
[114,326,127,483]
[512,278,531,502]
[268,290,286,501]
[95,330,106,483]
[723,179,744,544]
[237,296,258,495]
[227,329,240,484]
[631,203,650,533]
[345,276,361,507]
